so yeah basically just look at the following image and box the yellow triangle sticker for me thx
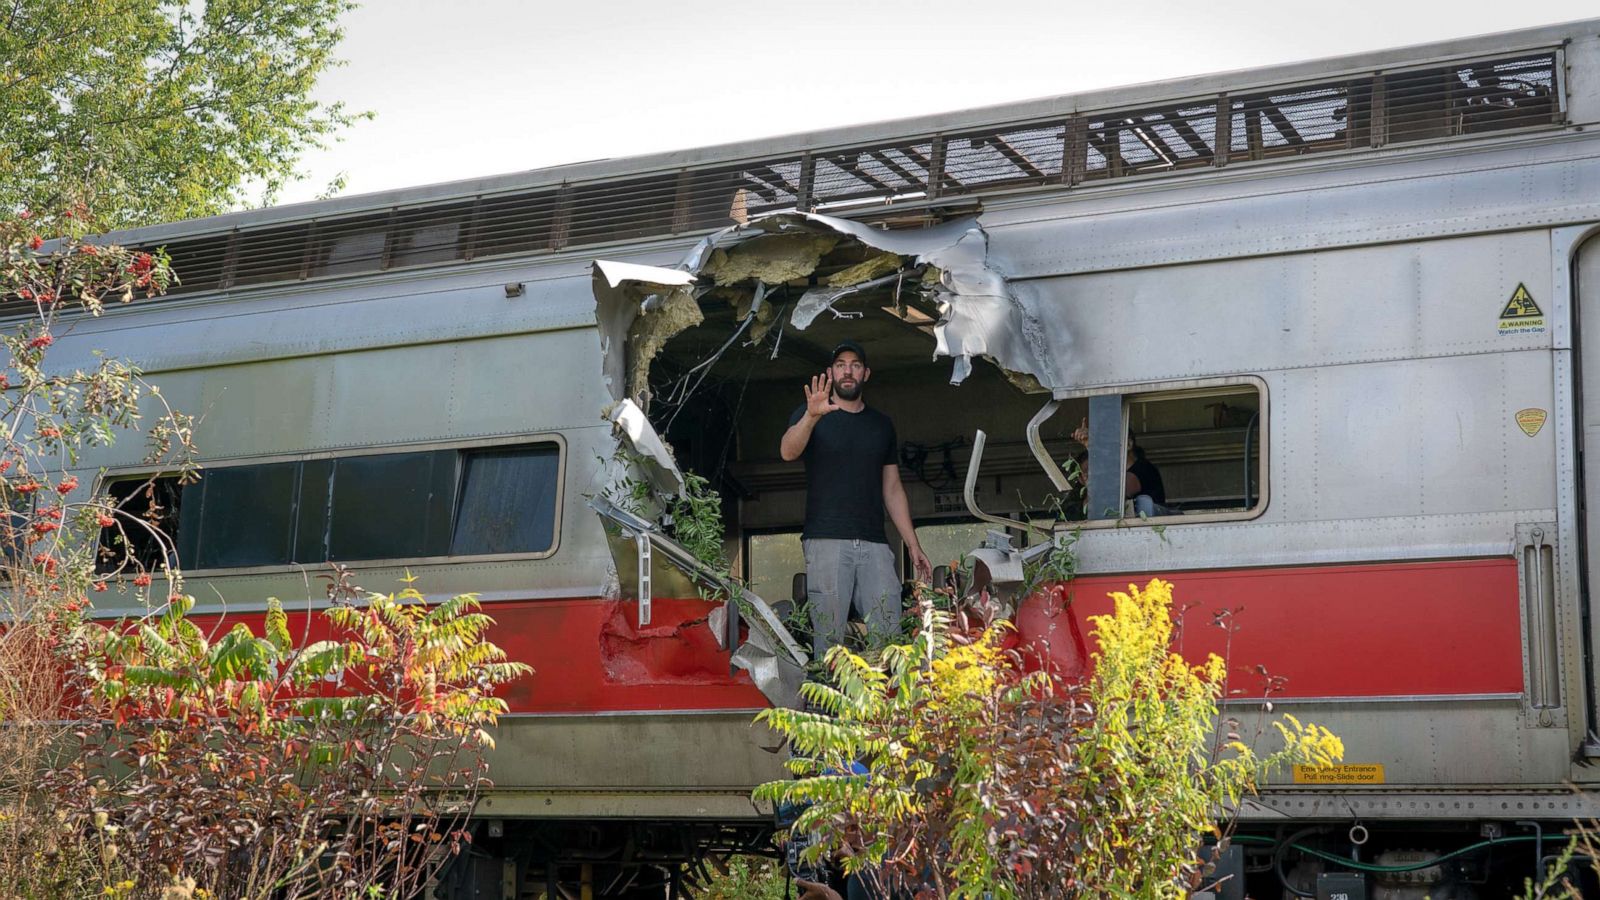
[1500,283,1543,319]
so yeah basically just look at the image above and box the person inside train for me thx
[780,339,933,656]
[1071,418,1170,518]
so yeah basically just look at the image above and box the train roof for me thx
[96,16,1599,299]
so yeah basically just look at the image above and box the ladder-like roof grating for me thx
[145,49,1561,299]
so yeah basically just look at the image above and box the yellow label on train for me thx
[1292,764,1386,785]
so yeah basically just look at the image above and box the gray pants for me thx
[802,538,901,657]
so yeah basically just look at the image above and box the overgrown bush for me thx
[755,579,1344,899]
[0,213,531,898]
[40,569,530,899]
[0,209,194,894]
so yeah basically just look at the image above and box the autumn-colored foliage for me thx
[43,569,530,899]
[0,214,530,899]
[0,210,195,895]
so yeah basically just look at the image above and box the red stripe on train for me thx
[486,597,768,714]
[1014,557,1524,699]
[186,597,769,715]
[183,557,1521,714]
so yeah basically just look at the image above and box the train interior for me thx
[636,233,1265,610]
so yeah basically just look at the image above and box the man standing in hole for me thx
[781,340,932,657]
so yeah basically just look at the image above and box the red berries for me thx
[27,334,52,350]
[56,476,76,493]
[27,235,42,251]
[132,573,153,587]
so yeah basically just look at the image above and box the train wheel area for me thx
[1224,821,1600,900]
[424,817,1600,898]
[431,819,775,899]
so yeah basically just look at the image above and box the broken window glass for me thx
[449,444,560,556]
[99,476,185,572]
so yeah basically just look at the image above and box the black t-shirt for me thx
[1128,452,1166,505]
[787,404,898,543]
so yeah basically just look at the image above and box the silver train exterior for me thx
[51,15,1600,896]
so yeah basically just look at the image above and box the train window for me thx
[97,438,565,574]
[746,531,803,604]
[450,444,561,556]
[325,451,456,562]
[1070,379,1266,526]
[99,476,184,572]
[190,463,298,569]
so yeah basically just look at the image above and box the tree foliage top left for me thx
[0,0,363,230]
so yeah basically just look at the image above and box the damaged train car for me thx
[49,15,1600,898]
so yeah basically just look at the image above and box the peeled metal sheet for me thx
[693,213,1052,386]
[606,397,685,496]
[590,261,699,402]
[595,211,1059,390]
[588,495,809,708]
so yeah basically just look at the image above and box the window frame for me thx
[1059,374,1269,531]
[95,432,567,577]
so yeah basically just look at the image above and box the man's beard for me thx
[833,379,862,401]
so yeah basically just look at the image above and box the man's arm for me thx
[780,415,819,462]
[883,463,931,580]
[780,372,837,462]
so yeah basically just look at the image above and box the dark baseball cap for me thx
[831,339,868,367]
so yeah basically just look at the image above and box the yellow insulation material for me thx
[702,233,840,285]
[823,252,901,287]
[627,287,704,403]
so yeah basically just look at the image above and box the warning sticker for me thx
[1516,408,1548,437]
[1292,764,1386,785]
[1498,283,1546,335]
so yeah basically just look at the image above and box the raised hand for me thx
[1072,415,1089,446]
[804,372,839,419]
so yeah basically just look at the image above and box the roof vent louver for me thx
[84,47,1557,310]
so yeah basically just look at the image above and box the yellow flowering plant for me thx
[754,578,1343,899]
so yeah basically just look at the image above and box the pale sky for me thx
[276,1,1600,207]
